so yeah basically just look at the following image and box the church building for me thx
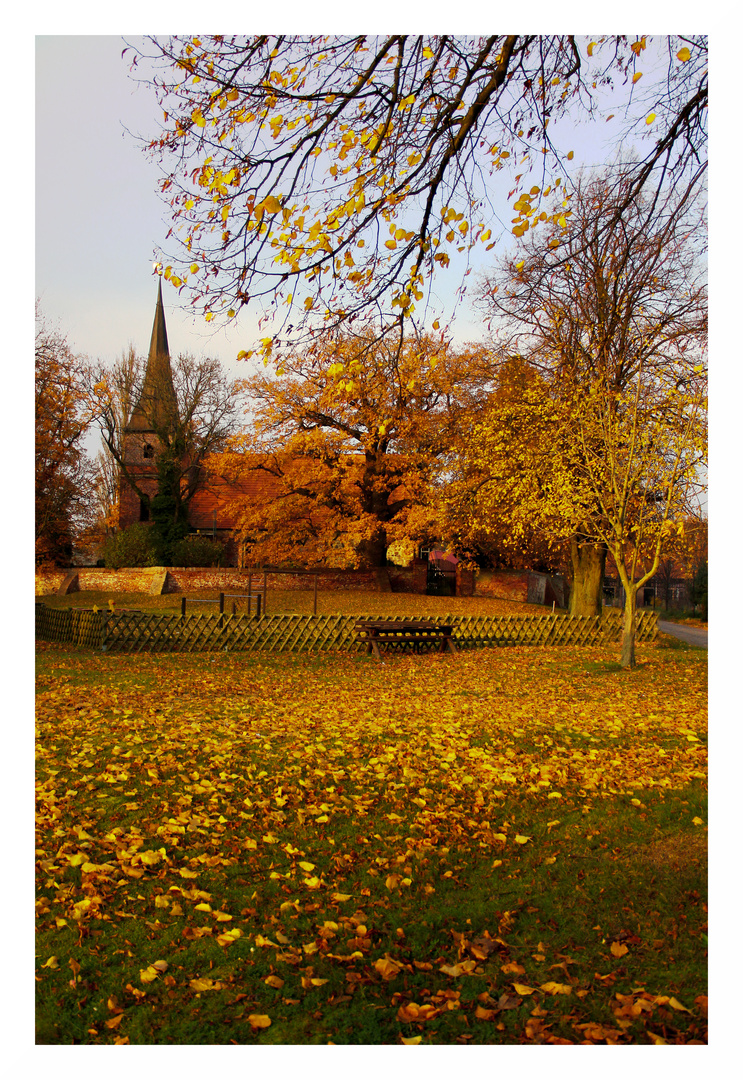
[118,280,276,564]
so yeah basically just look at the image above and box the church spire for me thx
[127,278,178,433]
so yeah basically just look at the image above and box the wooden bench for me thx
[355,619,457,659]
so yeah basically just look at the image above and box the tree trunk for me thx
[620,585,637,669]
[569,537,607,617]
[356,529,387,569]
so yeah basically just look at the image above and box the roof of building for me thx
[127,278,179,433]
[187,461,282,530]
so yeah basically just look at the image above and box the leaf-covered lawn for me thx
[37,587,548,618]
[35,640,707,1045]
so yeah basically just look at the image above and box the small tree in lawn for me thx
[572,364,707,667]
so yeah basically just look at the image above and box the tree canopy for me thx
[445,170,707,663]
[217,331,489,567]
[35,305,95,565]
[129,34,707,362]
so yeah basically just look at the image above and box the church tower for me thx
[118,279,179,529]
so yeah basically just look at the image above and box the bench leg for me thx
[371,638,382,660]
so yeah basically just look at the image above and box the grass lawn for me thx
[35,607,707,1045]
[37,586,552,619]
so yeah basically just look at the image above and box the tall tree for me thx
[92,351,245,540]
[475,170,707,615]
[128,35,707,361]
[218,331,489,567]
[89,344,142,536]
[35,305,95,565]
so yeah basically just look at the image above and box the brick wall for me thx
[37,566,390,596]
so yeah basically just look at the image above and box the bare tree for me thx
[476,169,707,616]
[92,352,245,526]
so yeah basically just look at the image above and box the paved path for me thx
[657,620,708,649]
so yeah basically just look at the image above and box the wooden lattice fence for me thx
[36,603,657,654]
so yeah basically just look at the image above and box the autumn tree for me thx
[218,331,490,568]
[128,35,706,360]
[92,351,245,562]
[443,358,574,575]
[35,305,95,565]
[89,345,142,538]
[473,169,707,616]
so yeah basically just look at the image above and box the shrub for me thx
[102,524,158,569]
[170,535,225,567]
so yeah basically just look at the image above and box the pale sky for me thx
[33,29,700,372]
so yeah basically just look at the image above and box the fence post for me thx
[263,572,267,616]
[256,594,262,619]
[314,572,318,616]
[181,596,186,619]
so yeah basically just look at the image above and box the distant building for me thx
[119,281,277,564]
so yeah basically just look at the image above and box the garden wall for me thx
[36,566,390,597]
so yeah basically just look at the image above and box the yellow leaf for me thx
[501,962,525,975]
[692,817,704,826]
[375,957,403,980]
[632,72,643,84]
[261,195,282,214]
[385,874,401,890]
[610,942,628,957]
[298,861,315,872]
[41,956,59,969]
[513,983,536,995]
[567,151,574,160]
[248,1014,272,1029]
[539,981,572,995]
[514,835,531,845]
[385,240,397,250]
[331,892,352,902]
[668,996,692,1013]
[646,113,656,125]
[677,47,691,62]
[189,978,214,992]
[587,42,596,56]
[401,1035,423,1044]
[264,975,284,989]
[140,966,159,984]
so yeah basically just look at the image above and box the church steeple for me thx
[127,278,178,433]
